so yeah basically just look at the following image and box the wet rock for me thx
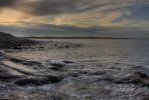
[0,32,37,49]
[143,95,149,100]
[68,73,79,77]
[75,44,82,47]
[14,75,63,86]
[0,73,21,82]
[62,61,74,64]
[21,61,42,66]
[95,74,114,82]
[0,52,4,56]
[50,62,65,68]
[12,47,22,50]
[0,98,16,100]
[102,75,114,82]
[14,77,50,86]
[89,71,107,76]
[0,74,18,80]
[46,75,64,83]
[0,66,21,82]
[65,45,69,48]
[6,57,24,63]
[6,56,43,67]
[77,70,106,76]
[47,93,69,100]
[50,96,63,100]
[50,62,65,71]
[50,66,63,71]
[133,72,148,79]
[114,75,132,84]
[78,70,88,74]
[114,72,149,87]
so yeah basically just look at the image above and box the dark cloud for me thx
[0,0,109,16]
[17,0,108,16]
[13,0,76,15]
[0,0,84,15]
[0,0,17,8]
[0,0,148,16]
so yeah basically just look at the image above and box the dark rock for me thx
[78,70,106,76]
[50,96,63,100]
[78,70,88,74]
[50,62,65,68]
[12,47,22,50]
[46,75,64,83]
[21,61,42,66]
[143,95,149,100]
[14,75,63,86]
[68,73,79,77]
[0,32,37,49]
[0,73,21,82]
[0,66,18,81]
[114,72,149,87]
[0,52,4,56]
[74,44,82,47]
[50,66,63,71]
[133,72,148,79]
[0,74,18,80]
[65,45,70,48]
[6,56,43,67]
[14,77,50,86]
[62,61,74,64]
[89,71,106,76]
[7,57,23,63]
[102,76,114,82]
[50,62,65,71]
[48,93,69,100]
[114,76,132,84]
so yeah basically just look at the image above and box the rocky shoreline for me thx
[0,32,83,99]
[0,32,82,52]
[0,32,149,100]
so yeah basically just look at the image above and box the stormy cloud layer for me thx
[0,0,99,15]
[0,0,149,37]
[0,0,148,16]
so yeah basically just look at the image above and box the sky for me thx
[0,0,149,37]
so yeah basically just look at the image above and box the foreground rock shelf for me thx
[0,51,149,100]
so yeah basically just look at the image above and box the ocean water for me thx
[10,39,149,66]
[6,39,149,100]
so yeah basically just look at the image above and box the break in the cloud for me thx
[0,0,149,37]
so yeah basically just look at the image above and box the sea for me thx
[10,39,149,66]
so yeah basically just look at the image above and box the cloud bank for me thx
[0,0,149,37]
